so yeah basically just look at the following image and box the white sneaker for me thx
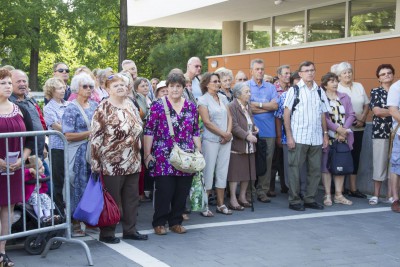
[383,197,394,204]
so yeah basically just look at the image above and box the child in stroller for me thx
[24,158,60,225]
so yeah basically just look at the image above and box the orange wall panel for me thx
[356,38,400,60]
[314,43,355,63]
[224,55,250,70]
[279,48,314,66]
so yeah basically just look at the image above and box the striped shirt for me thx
[283,79,330,145]
[44,99,69,150]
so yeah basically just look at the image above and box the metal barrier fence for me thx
[0,130,93,266]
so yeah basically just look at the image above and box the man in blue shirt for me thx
[249,59,278,203]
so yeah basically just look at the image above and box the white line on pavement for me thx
[83,207,391,267]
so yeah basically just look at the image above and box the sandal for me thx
[334,195,353,205]
[216,205,233,215]
[200,208,214,217]
[238,200,252,208]
[369,196,379,205]
[0,253,14,267]
[228,203,244,211]
[323,194,332,206]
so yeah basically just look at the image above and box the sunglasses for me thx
[56,68,70,73]
[379,71,393,77]
[82,84,94,90]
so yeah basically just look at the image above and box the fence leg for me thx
[41,236,94,266]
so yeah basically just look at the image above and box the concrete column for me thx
[222,21,240,55]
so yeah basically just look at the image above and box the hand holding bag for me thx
[95,173,121,227]
[327,140,353,175]
[161,97,206,173]
[73,173,104,226]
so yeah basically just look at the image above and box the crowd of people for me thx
[0,56,400,265]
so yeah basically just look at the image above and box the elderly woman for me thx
[144,71,201,235]
[320,72,356,206]
[134,77,151,122]
[198,72,233,215]
[227,82,258,210]
[155,80,168,100]
[43,77,69,209]
[62,72,98,237]
[90,74,147,244]
[369,64,395,205]
[0,69,33,267]
[333,62,369,198]
[215,67,234,102]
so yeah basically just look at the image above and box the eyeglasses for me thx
[56,68,70,73]
[82,84,94,90]
[210,80,220,84]
[379,71,393,77]
[237,78,248,82]
[300,69,315,74]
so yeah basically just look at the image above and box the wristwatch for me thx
[324,131,328,134]
[259,102,262,108]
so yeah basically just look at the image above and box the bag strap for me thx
[73,100,91,130]
[161,97,175,138]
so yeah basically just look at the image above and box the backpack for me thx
[291,85,324,115]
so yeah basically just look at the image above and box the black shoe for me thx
[99,236,120,244]
[289,203,305,211]
[123,231,148,241]
[281,187,289,194]
[348,189,367,199]
[304,202,324,210]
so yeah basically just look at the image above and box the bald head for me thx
[186,57,202,79]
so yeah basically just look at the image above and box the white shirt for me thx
[337,82,369,131]
[387,80,400,135]
[284,79,330,146]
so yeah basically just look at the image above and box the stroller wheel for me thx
[47,232,63,250]
[24,235,46,255]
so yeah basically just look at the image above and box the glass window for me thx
[308,3,346,42]
[274,11,304,47]
[243,18,271,50]
[350,0,396,37]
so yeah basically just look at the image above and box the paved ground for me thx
[6,188,400,267]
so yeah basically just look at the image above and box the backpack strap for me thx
[291,85,300,115]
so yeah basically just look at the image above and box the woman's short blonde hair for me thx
[43,77,65,100]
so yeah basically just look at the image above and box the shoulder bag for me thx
[73,100,91,164]
[161,97,206,173]
[327,140,353,175]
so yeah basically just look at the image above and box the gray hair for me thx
[96,67,113,85]
[121,59,135,68]
[332,62,352,76]
[187,57,201,65]
[70,73,95,93]
[232,82,249,99]
[11,69,29,82]
[277,65,290,75]
[215,67,233,81]
[250,58,264,69]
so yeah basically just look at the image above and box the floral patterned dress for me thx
[62,100,97,213]
[144,97,200,177]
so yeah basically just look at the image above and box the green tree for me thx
[148,29,222,79]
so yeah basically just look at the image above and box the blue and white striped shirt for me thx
[283,79,330,146]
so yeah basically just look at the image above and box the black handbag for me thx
[327,140,353,175]
[255,136,267,176]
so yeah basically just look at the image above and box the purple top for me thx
[144,97,200,177]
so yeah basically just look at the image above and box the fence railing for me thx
[0,130,93,266]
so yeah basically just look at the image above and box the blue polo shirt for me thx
[249,79,278,138]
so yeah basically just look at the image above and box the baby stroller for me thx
[11,178,65,255]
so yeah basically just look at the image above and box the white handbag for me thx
[161,97,205,173]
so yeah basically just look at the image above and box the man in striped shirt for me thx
[283,61,330,211]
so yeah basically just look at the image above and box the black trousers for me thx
[351,130,364,174]
[270,145,288,192]
[152,175,193,228]
[50,149,65,209]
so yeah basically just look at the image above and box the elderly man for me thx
[122,59,154,100]
[185,57,203,100]
[269,65,291,196]
[249,58,278,203]
[235,70,248,84]
[53,62,71,101]
[9,70,46,159]
[283,61,330,211]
